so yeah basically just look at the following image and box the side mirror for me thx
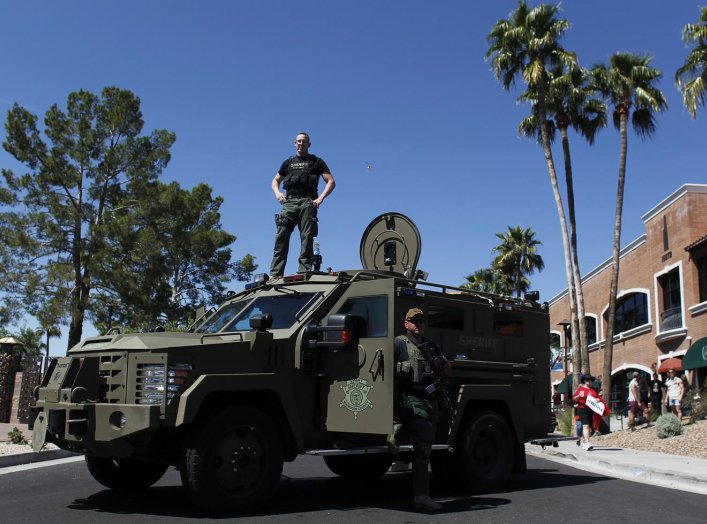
[303,313,361,350]
[249,314,273,332]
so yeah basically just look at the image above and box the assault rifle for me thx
[417,341,454,415]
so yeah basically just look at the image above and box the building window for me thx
[658,269,682,330]
[697,253,707,303]
[561,317,596,347]
[607,292,649,335]
[585,316,597,345]
[550,332,562,371]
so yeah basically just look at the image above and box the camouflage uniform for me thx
[394,334,442,500]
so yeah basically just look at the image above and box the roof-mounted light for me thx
[245,273,269,290]
[283,274,306,283]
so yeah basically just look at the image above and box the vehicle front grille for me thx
[98,353,127,403]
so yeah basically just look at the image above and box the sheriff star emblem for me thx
[339,378,373,419]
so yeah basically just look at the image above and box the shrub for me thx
[7,427,28,445]
[558,409,575,436]
[655,413,684,439]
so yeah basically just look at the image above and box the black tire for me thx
[323,454,392,480]
[181,406,284,516]
[85,456,169,490]
[458,411,514,492]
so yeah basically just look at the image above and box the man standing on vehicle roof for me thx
[270,132,336,278]
[394,308,451,512]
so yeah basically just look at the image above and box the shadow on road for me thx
[66,460,609,518]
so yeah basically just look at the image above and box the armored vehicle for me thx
[30,213,550,515]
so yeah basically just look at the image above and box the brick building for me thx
[549,183,707,406]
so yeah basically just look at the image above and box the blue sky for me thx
[1,1,705,355]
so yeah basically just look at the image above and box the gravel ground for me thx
[591,418,707,459]
[0,441,57,456]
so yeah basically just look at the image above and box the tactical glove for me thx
[429,355,446,374]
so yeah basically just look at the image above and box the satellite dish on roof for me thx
[359,212,421,277]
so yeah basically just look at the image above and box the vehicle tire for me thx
[323,453,392,480]
[85,456,169,490]
[181,406,284,516]
[457,411,514,492]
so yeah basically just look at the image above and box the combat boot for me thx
[412,495,442,512]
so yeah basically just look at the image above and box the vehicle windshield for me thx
[196,293,317,333]
[196,300,250,334]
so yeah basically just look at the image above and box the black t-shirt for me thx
[650,378,663,397]
[279,154,330,198]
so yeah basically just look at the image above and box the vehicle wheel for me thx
[85,456,169,490]
[458,411,514,492]
[323,454,392,480]
[181,406,284,516]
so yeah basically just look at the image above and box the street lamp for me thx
[557,319,571,381]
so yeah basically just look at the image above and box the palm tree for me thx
[518,65,607,373]
[462,267,514,296]
[492,226,544,298]
[676,7,707,119]
[485,2,580,384]
[590,52,667,405]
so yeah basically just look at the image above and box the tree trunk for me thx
[560,126,589,373]
[536,84,580,391]
[602,109,629,410]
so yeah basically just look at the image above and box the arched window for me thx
[585,316,597,345]
[606,292,649,335]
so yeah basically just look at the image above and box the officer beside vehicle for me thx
[270,132,335,278]
[393,308,451,512]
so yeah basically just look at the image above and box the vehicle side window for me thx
[494,315,524,336]
[337,295,388,337]
[428,303,464,330]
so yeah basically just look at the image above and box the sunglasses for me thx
[408,317,425,325]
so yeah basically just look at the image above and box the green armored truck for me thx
[30,213,551,515]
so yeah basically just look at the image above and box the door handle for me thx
[369,349,384,381]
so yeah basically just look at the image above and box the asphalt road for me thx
[1,455,704,523]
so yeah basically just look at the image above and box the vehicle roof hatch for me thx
[359,212,421,277]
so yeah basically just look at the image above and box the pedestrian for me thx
[649,372,664,415]
[592,374,602,395]
[270,132,336,278]
[571,373,598,451]
[393,308,451,512]
[664,368,684,421]
[627,371,640,431]
[639,374,652,427]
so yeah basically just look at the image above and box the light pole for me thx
[558,319,571,382]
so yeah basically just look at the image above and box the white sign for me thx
[585,394,605,416]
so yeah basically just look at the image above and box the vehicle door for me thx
[319,279,394,434]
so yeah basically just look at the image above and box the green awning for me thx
[556,375,574,394]
[683,337,707,370]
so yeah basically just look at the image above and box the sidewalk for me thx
[0,422,77,468]
[525,436,707,495]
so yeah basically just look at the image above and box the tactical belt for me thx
[286,193,312,199]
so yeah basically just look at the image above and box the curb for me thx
[0,449,80,469]
[526,446,707,495]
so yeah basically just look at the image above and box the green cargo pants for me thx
[270,197,318,276]
[399,393,436,498]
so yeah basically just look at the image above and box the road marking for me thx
[0,456,84,475]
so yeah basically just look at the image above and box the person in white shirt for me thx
[663,369,684,421]
[627,371,640,431]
